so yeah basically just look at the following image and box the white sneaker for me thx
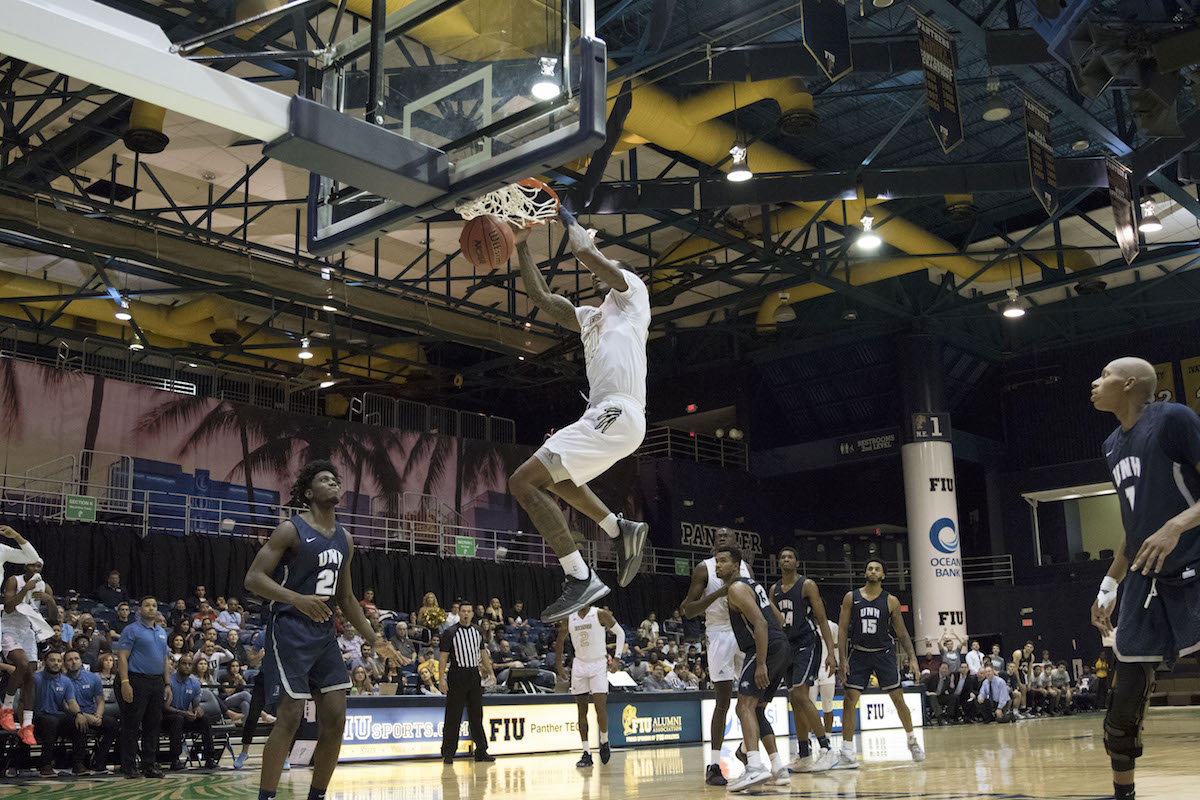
[787,754,813,773]
[728,766,771,792]
[831,750,859,770]
[773,766,790,785]
[812,748,840,772]
[909,740,925,762]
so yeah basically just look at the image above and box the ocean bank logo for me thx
[929,517,958,554]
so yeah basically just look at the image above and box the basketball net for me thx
[455,181,559,227]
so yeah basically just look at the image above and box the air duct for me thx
[944,194,977,221]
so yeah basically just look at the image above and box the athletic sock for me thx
[709,748,721,766]
[2,694,14,709]
[600,513,620,539]
[817,736,830,750]
[599,732,609,744]
[22,711,32,726]
[798,740,811,758]
[771,752,787,772]
[841,740,855,756]
[307,788,327,800]
[559,551,590,580]
[581,742,590,754]
[907,731,917,745]
[258,791,276,800]
[746,751,763,770]
[1114,783,1135,800]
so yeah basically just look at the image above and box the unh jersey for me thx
[574,269,650,408]
[568,606,607,663]
[772,575,816,645]
[702,556,752,632]
[729,577,787,657]
[1104,402,1200,576]
[270,515,349,622]
[849,588,893,651]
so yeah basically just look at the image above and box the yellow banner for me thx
[1153,362,1176,403]
[1180,356,1200,414]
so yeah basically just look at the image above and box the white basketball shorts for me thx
[536,395,645,486]
[571,658,609,696]
[707,629,744,684]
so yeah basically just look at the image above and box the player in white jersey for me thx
[510,212,651,623]
[681,528,752,785]
[555,604,626,767]
[2,555,57,745]
[810,620,839,735]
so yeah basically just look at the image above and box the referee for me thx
[438,602,493,763]
[116,596,172,779]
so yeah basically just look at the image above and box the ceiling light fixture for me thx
[298,337,314,360]
[531,57,560,101]
[1138,201,1163,233]
[114,309,132,321]
[1001,288,1026,318]
[873,0,895,7]
[727,144,752,182]
[321,303,337,312]
[319,373,337,389]
[857,213,882,250]
[128,338,145,351]
[982,76,1010,122]
[773,293,796,323]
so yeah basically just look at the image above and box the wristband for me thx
[121,679,130,684]
[1096,576,1119,609]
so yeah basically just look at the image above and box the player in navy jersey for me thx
[245,461,400,800]
[769,547,838,773]
[835,559,922,768]
[1089,357,1200,800]
[715,547,791,792]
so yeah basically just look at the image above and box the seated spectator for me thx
[65,649,118,772]
[479,646,498,692]
[168,599,191,630]
[60,608,77,644]
[1050,661,1073,714]
[507,601,529,629]
[479,619,500,652]
[217,661,252,722]
[162,654,219,770]
[192,656,219,690]
[94,651,118,698]
[195,640,233,676]
[663,609,684,643]
[491,640,523,672]
[948,662,978,723]
[627,653,649,684]
[418,648,440,681]
[95,570,128,610]
[214,597,228,614]
[73,614,106,665]
[389,622,416,665]
[337,622,364,662]
[187,585,208,612]
[485,598,505,627]
[235,630,265,674]
[109,601,134,642]
[640,662,671,691]
[216,598,242,632]
[32,651,86,777]
[516,630,539,662]
[349,665,375,695]
[359,589,378,619]
[918,642,940,674]
[923,663,954,725]
[673,665,700,690]
[976,665,1013,723]
[964,640,985,676]
[441,602,461,633]
[988,644,1006,674]
[44,624,70,656]
[418,666,441,695]
[192,600,225,633]
[1027,664,1049,715]
[1075,667,1098,711]
[1003,661,1026,719]
[168,634,189,667]
[638,613,659,643]
[350,643,384,682]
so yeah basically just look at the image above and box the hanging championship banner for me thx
[801,0,853,83]
[1024,95,1058,215]
[914,11,964,153]
[1180,356,1200,415]
[1153,362,1176,403]
[1107,158,1138,265]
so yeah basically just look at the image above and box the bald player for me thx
[1090,357,1200,800]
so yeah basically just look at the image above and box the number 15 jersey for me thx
[849,588,893,652]
[270,514,348,623]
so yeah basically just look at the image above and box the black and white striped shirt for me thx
[440,623,482,670]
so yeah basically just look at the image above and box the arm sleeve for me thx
[0,540,40,566]
[1160,405,1200,467]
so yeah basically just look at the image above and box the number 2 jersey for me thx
[849,588,894,651]
[1104,402,1200,577]
[269,514,348,624]
[729,577,788,657]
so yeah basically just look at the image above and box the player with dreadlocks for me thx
[245,460,400,800]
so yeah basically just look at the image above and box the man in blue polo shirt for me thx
[31,650,85,777]
[162,653,218,770]
[117,595,172,779]
[65,649,119,772]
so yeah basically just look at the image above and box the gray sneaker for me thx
[541,569,611,622]
[615,516,649,587]
[831,750,859,770]
[728,766,771,793]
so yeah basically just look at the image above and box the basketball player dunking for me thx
[681,528,751,786]
[770,546,838,773]
[835,559,924,768]
[509,211,650,622]
[245,461,399,800]
[554,604,625,767]
[1089,357,1200,800]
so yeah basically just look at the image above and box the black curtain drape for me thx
[8,521,691,623]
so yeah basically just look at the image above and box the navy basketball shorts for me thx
[790,638,821,689]
[263,613,351,711]
[1114,567,1200,663]
[845,646,900,692]
[739,643,791,703]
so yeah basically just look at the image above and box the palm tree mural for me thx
[455,437,526,521]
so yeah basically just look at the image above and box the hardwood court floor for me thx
[3,708,1197,799]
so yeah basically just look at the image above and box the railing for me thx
[356,392,515,444]
[636,426,749,470]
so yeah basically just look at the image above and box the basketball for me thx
[460,215,515,268]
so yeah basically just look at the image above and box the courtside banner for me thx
[702,695,792,744]
[857,690,924,730]
[915,10,964,153]
[608,696,703,747]
[341,703,460,761]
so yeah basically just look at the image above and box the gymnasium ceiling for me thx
[1,0,1199,437]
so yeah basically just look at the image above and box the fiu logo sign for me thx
[621,704,685,744]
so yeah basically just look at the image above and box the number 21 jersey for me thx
[270,514,348,623]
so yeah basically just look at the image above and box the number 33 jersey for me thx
[270,514,348,622]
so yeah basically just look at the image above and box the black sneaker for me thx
[122,766,139,779]
[474,752,495,762]
[734,745,748,766]
[143,765,165,779]
[615,516,649,587]
[541,569,611,622]
[599,742,610,764]
[705,764,727,786]
[577,751,594,768]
